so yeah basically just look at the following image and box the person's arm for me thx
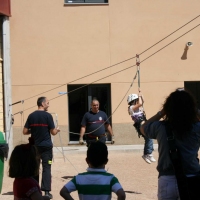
[23,127,31,135]
[116,189,126,200]
[50,127,60,136]
[60,186,74,200]
[105,124,113,136]
[140,110,165,136]
[138,88,144,104]
[30,191,50,200]
[105,123,115,144]
[79,126,86,144]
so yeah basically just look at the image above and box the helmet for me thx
[127,94,138,104]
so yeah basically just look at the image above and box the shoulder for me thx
[83,111,91,117]
[99,110,107,115]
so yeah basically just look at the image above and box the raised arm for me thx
[140,110,165,136]
[138,88,144,104]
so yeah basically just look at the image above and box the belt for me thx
[87,133,106,138]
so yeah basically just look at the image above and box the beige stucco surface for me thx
[9,0,200,144]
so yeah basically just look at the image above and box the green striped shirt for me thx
[64,168,123,200]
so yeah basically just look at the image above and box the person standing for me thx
[60,141,126,200]
[79,99,114,146]
[9,139,50,200]
[127,88,156,164]
[23,97,60,199]
[140,88,200,200]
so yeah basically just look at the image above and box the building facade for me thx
[7,0,200,147]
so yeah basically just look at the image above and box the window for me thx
[65,0,108,4]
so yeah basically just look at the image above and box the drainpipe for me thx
[2,16,13,156]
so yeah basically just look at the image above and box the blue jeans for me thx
[143,135,154,155]
[158,175,180,200]
[133,122,154,155]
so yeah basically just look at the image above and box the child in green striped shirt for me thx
[60,141,126,200]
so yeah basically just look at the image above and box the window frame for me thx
[64,0,109,5]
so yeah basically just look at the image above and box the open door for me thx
[67,84,111,143]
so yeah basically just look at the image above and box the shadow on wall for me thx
[181,42,193,60]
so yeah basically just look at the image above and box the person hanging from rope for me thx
[127,88,156,164]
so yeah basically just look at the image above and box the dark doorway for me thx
[67,84,111,142]
[184,81,200,109]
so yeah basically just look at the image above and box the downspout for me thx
[2,16,13,156]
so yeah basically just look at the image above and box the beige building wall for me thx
[9,0,200,146]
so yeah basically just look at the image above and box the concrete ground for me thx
[0,144,159,200]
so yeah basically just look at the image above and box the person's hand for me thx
[56,127,60,133]
[111,135,115,144]
[138,88,142,96]
[79,137,84,145]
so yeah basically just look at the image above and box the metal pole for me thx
[2,16,13,157]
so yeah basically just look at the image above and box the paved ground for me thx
[0,144,159,200]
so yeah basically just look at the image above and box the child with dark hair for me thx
[9,139,50,200]
[60,141,126,200]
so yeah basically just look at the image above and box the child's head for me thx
[9,142,39,178]
[86,141,108,168]
[127,94,139,105]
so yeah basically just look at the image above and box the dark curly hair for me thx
[162,88,198,139]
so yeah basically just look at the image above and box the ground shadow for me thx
[62,176,74,179]
[1,191,13,195]
[124,190,142,194]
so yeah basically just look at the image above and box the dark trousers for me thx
[34,146,53,191]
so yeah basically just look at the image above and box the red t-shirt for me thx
[13,177,42,199]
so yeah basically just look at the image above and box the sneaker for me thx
[142,155,151,164]
[44,191,53,199]
[148,154,156,162]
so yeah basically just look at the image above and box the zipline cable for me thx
[140,23,200,64]
[139,15,200,56]
[68,69,139,135]
[12,23,200,116]
[10,14,200,104]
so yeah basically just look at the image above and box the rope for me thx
[12,23,200,116]
[68,69,138,136]
[10,15,200,106]
[136,54,140,88]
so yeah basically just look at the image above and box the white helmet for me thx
[127,94,138,104]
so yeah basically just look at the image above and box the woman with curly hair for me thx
[140,88,200,200]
